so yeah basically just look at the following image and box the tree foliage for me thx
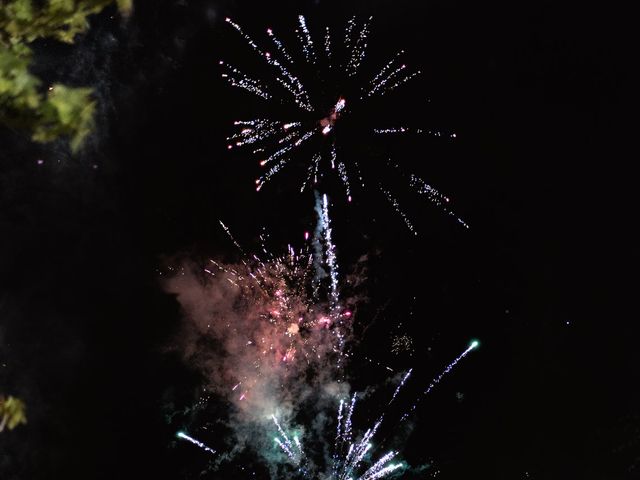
[0,395,27,432]
[0,0,131,151]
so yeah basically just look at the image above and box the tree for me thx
[0,0,132,152]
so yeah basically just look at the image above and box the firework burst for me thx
[221,15,467,233]
[163,194,357,424]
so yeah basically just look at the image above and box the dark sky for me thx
[0,1,635,479]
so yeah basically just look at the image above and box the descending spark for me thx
[324,27,332,65]
[411,175,449,205]
[176,431,216,455]
[330,143,337,169]
[337,161,352,202]
[266,55,313,111]
[374,127,456,139]
[262,128,315,167]
[301,153,321,193]
[409,173,469,229]
[362,355,395,372]
[267,27,294,65]
[297,15,317,65]
[346,17,372,77]
[378,184,417,235]
[389,369,412,405]
[219,220,245,253]
[365,63,407,98]
[384,160,469,229]
[344,16,356,56]
[401,340,479,421]
[380,70,421,96]
[229,119,299,150]
[224,17,312,110]
[273,415,300,464]
[219,60,271,99]
[364,50,404,98]
[256,129,316,191]
[225,17,260,52]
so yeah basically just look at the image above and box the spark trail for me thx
[176,431,216,455]
[400,340,479,421]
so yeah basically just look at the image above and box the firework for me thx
[221,15,466,232]
[270,341,478,479]
[400,340,479,421]
[273,393,403,480]
[167,209,478,479]
[176,431,216,455]
[163,194,356,430]
[391,334,414,356]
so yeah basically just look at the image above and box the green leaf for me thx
[0,43,42,110]
[1,48,97,151]
[32,84,96,152]
[0,396,27,432]
[0,0,126,151]
[116,0,133,14]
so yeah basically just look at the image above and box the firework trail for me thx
[313,192,340,308]
[400,340,479,421]
[221,15,467,232]
[176,431,216,455]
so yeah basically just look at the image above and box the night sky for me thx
[0,1,635,479]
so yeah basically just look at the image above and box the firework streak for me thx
[176,431,216,455]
